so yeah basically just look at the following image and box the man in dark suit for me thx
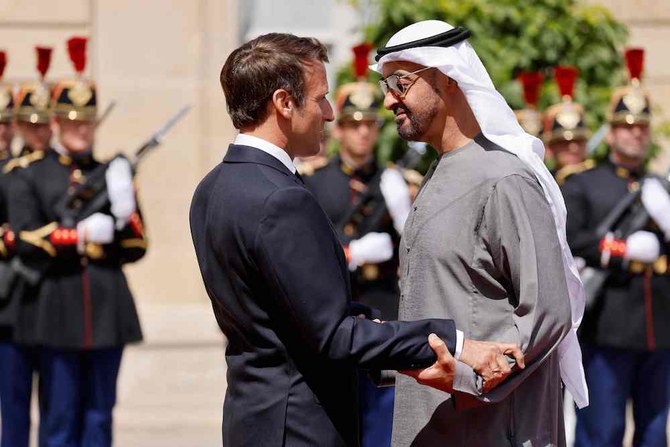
[189,33,523,447]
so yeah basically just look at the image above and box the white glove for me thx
[77,213,115,248]
[641,177,670,240]
[106,157,136,230]
[625,231,660,264]
[380,168,411,234]
[348,232,393,271]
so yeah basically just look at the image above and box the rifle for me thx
[339,142,426,240]
[95,100,117,129]
[55,105,191,228]
[581,176,664,310]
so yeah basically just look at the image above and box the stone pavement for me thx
[113,302,225,447]
[6,300,669,446]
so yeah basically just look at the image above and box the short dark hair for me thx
[220,33,329,129]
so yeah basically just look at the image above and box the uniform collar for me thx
[52,144,95,167]
[606,157,645,180]
[337,155,378,179]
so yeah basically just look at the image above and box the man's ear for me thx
[605,127,615,148]
[331,123,342,141]
[49,116,60,135]
[272,89,294,119]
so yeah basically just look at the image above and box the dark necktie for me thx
[294,171,305,184]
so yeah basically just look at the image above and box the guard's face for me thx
[16,122,52,152]
[335,118,379,159]
[608,123,650,162]
[53,117,96,154]
[0,122,14,152]
[290,61,334,158]
[547,139,587,170]
[381,61,440,142]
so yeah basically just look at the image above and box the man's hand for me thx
[399,333,456,394]
[459,338,525,387]
[106,156,136,230]
[348,232,393,270]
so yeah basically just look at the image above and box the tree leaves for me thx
[336,0,636,168]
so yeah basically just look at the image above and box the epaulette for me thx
[2,150,46,174]
[297,157,329,177]
[555,159,596,186]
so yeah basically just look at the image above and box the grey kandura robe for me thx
[392,135,572,447]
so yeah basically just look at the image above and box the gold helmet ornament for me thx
[52,36,97,121]
[608,48,650,125]
[0,51,15,123]
[15,46,53,124]
[543,66,590,145]
[515,71,543,137]
[335,42,382,124]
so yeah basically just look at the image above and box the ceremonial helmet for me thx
[15,47,53,124]
[608,48,650,125]
[0,52,15,124]
[334,43,382,124]
[514,71,543,137]
[52,37,97,121]
[542,66,590,145]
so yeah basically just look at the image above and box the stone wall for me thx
[0,0,238,304]
[595,0,670,170]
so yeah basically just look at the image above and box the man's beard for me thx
[394,102,437,142]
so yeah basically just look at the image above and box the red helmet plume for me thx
[554,65,578,99]
[517,71,543,107]
[67,36,88,74]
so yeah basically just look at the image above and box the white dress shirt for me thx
[233,133,296,174]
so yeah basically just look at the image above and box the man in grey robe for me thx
[372,20,589,446]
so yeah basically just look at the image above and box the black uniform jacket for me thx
[189,144,457,447]
[304,156,400,320]
[8,149,145,349]
[562,159,670,350]
[0,155,16,334]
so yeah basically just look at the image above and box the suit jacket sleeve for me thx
[254,185,456,371]
[453,175,572,402]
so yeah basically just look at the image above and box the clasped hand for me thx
[400,334,525,394]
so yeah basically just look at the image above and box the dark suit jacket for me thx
[189,144,456,447]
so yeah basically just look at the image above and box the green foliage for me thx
[337,0,632,170]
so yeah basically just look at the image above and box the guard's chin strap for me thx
[374,27,472,62]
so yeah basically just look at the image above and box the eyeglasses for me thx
[378,67,433,98]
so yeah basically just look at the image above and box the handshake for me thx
[401,333,524,395]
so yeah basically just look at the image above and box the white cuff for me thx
[454,329,464,360]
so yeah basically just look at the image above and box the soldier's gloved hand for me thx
[77,213,115,250]
[106,156,136,230]
[625,231,660,264]
[642,178,670,240]
[348,232,393,271]
[380,168,411,234]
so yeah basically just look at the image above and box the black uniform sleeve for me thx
[562,174,604,267]
[114,204,148,264]
[8,169,79,273]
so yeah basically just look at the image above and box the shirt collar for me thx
[234,134,296,174]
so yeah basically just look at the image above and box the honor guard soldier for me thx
[543,66,592,183]
[14,46,54,156]
[0,49,19,445]
[514,70,543,138]
[562,48,670,447]
[303,43,411,447]
[0,46,55,447]
[7,36,147,447]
